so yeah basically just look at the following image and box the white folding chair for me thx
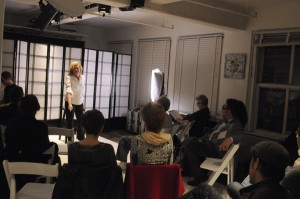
[43,144,56,165]
[3,160,59,199]
[48,126,74,144]
[200,144,239,186]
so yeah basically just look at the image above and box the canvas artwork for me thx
[224,53,246,79]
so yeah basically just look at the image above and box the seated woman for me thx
[130,102,173,165]
[5,94,56,163]
[53,109,123,199]
[116,96,173,169]
[4,95,59,190]
[68,109,116,167]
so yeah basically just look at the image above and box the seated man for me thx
[116,96,172,169]
[157,95,173,133]
[176,94,210,138]
[182,98,248,186]
[239,141,291,199]
[228,126,300,199]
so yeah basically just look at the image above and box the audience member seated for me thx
[228,126,300,199]
[53,109,124,199]
[0,86,23,126]
[157,95,173,133]
[182,98,247,186]
[116,96,173,169]
[1,71,18,106]
[4,94,60,190]
[130,102,173,165]
[180,182,222,199]
[176,95,210,138]
[68,109,117,167]
[233,141,291,199]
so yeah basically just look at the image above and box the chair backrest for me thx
[52,164,124,199]
[43,144,56,165]
[171,122,193,142]
[2,160,59,190]
[48,127,74,143]
[220,143,239,162]
[125,164,185,199]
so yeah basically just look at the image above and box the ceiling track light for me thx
[98,4,111,17]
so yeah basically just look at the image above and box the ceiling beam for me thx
[88,0,129,8]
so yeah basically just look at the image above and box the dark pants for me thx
[65,101,84,140]
[116,136,132,162]
[183,140,223,178]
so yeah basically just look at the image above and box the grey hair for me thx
[196,95,208,106]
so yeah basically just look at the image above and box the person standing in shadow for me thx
[1,71,18,107]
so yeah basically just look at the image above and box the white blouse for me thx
[65,75,85,105]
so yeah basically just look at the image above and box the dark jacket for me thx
[0,103,21,126]
[68,142,116,167]
[4,114,50,162]
[52,164,124,199]
[184,107,210,138]
[240,180,292,199]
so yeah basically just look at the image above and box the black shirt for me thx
[3,84,17,104]
[185,107,210,137]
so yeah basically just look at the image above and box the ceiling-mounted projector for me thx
[119,0,145,11]
[33,0,85,30]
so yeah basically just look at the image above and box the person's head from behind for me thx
[10,86,24,104]
[222,98,248,127]
[156,95,170,112]
[141,102,165,133]
[249,141,289,184]
[20,95,40,116]
[69,62,82,78]
[1,71,13,86]
[196,95,208,109]
[82,109,105,136]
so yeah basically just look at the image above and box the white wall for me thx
[104,1,300,114]
[76,25,106,50]
[105,20,251,112]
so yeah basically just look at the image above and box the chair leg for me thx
[60,108,67,141]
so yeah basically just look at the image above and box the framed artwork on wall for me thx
[224,53,246,79]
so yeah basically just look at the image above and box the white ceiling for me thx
[3,0,293,30]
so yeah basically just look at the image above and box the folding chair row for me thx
[3,160,59,199]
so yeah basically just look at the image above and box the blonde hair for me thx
[69,62,83,76]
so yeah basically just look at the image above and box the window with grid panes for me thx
[249,30,300,138]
